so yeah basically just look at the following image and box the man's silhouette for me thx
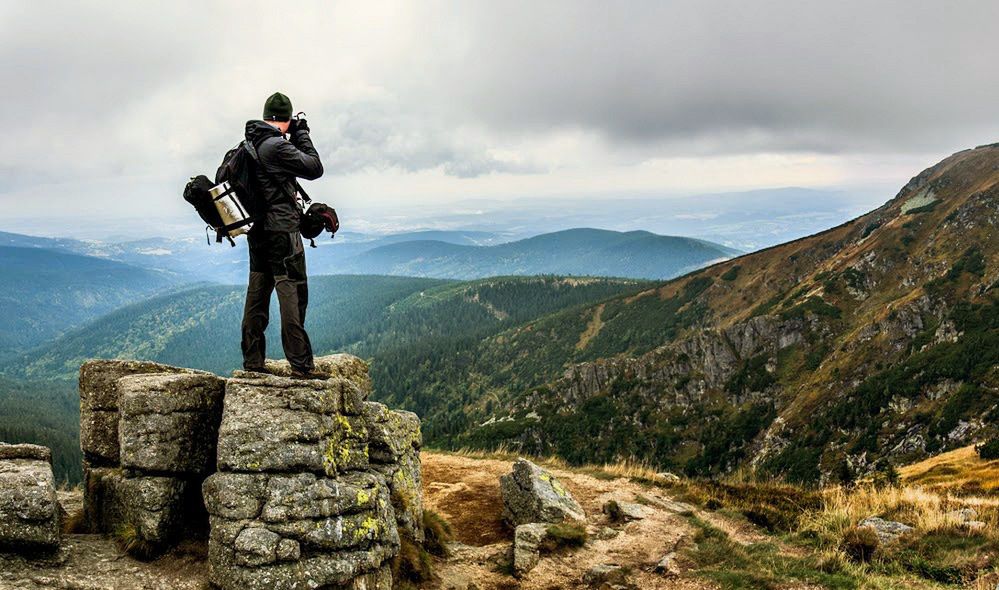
[241,92,323,377]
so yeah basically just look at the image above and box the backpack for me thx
[182,139,269,246]
[216,141,268,214]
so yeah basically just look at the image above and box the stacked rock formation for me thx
[202,354,421,590]
[0,443,60,551]
[78,354,421,588]
[79,360,226,553]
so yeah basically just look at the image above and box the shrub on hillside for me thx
[977,438,999,460]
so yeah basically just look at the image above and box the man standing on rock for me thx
[241,92,323,378]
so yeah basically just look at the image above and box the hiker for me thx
[241,92,324,377]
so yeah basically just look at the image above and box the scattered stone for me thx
[500,459,585,526]
[584,563,632,588]
[0,442,60,552]
[656,472,681,484]
[602,500,647,522]
[653,551,682,577]
[637,495,695,516]
[858,516,914,544]
[593,526,620,540]
[946,508,977,522]
[513,523,548,577]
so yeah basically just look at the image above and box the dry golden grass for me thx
[901,444,999,495]
[443,445,672,485]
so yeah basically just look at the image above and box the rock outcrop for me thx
[79,361,225,553]
[204,369,400,590]
[79,354,423,590]
[0,443,59,552]
[500,458,585,526]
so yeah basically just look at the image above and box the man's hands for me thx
[289,117,310,135]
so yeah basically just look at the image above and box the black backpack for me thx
[183,139,269,246]
[215,140,267,220]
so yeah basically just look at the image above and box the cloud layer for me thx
[3,1,999,216]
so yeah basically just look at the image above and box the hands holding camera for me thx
[289,115,310,135]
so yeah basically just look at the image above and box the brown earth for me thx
[422,452,713,590]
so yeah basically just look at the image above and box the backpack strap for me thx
[247,137,311,207]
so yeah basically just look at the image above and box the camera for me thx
[288,112,308,135]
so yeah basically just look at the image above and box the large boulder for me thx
[217,373,370,475]
[118,372,226,474]
[263,354,373,395]
[205,359,410,590]
[79,360,224,554]
[500,458,585,526]
[79,360,201,466]
[0,443,59,552]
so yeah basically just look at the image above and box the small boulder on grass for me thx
[858,516,913,544]
[500,458,585,526]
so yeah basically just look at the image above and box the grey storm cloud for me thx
[3,0,999,187]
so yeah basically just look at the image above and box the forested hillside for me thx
[0,246,178,359]
[2,274,644,482]
[0,377,80,484]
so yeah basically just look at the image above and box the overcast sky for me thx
[3,0,999,231]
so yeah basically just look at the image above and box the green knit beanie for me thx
[263,92,293,121]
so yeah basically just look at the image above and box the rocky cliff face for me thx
[79,354,422,590]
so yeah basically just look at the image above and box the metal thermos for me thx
[209,181,253,238]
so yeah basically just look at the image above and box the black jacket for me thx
[244,120,324,233]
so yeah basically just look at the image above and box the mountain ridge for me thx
[441,144,999,483]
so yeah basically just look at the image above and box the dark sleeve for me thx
[260,132,324,180]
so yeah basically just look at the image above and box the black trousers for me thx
[241,230,315,372]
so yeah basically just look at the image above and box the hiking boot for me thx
[290,368,325,380]
[244,366,273,375]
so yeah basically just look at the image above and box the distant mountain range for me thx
[0,246,177,358]
[0,227,737,283]
[334,229,739,279]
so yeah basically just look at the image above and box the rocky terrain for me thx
[461,144,999,483]
[4,448,998,589]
